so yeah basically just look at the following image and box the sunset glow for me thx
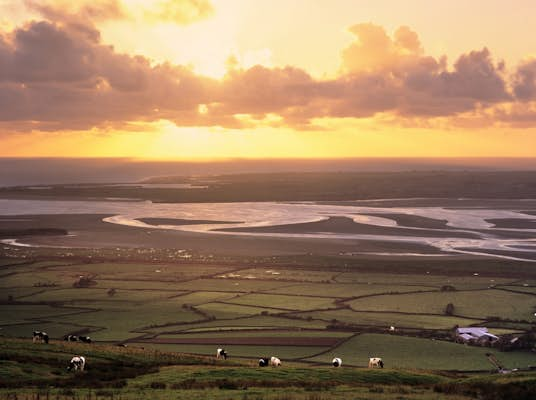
[1,0,535,159]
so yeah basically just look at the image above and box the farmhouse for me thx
[456,327,499,345]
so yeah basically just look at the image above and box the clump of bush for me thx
[369,386,384,393]
[149,381,166,389]
[217,379,242,390]
[73,274,97,288]
[434,380,536,400]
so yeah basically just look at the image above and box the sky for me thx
[0,0,536,159]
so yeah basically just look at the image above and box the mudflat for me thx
[0,213,442,256]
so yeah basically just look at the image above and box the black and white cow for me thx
[258,357,270,367]
[259,357,281,367]
[32,331,49,344]
[67,356,86,371]
[64,335,78,342]
[216,348,227,360]
[332,357,342,367]
[79,336,92,343]
[368,357,384,368]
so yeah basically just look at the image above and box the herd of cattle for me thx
[33,332,92,344]
[64,334,92,343]
[32,332,384,371]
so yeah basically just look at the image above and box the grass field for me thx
[149,315,330,334]
[347,289,536,321]
[294,309,483,329]
[306,333,536,370]
[135,343,328,359]
[157,330,352,339]
[226,293,337,311]
[266,282,437,297]
[2,172,536,397]
[1,254,535,374]
[196,302,276,319]
[1,337,535,400]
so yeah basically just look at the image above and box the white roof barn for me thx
[456,327,499,343]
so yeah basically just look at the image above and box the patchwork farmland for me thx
[1,253,535,372]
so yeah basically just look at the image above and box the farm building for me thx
[455,327,499,345]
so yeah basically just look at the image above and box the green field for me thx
[334,271,514,288]
[266,282,437,297]
[196,302,275,319]
[347,289,536,320]
[1,255,535,373]
[1,337,536,400]
[306,333,536,370]
[294,309,483,329]
[157,330,352,339]
[498,285,536,294]
[135,343,327,359]
[226,293,337,311]
[42,262,235,281]
[175,315,330,332]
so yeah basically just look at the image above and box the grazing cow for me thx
[78,336,92,343]
[259,357,270,367]
[258,357,270,367]
[67,356,86,371]
[32,331,49,344]
[270,356,281,367]
[368,357,384,368]
[332,357,342,367]
[64,335,78,342]
[216,348,227,360]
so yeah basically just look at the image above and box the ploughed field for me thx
[1,255,535,372]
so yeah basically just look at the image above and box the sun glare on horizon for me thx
[0,0,534,159]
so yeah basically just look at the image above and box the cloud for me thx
[513,58,536,101]
[145,0,214,25]
[337,24,510,118]
[341,24,424,74]
[25,0,127,23]
[0,18,533,132]
[0,20,216,130]
[25,0,214,26]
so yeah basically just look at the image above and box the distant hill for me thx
[3,170,535,202]
[1,157,535,187]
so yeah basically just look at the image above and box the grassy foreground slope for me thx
[1,337,536,400]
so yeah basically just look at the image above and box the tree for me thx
[445,303,455,316]
[73,274,97,288]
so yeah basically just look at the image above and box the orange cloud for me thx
[342,24,423,74]
[0,18,535,132]
[25,0,214,26]
[145,0,214,25]
[513,58,536,101]
[0,20,216,130]
[25,0,127,23]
